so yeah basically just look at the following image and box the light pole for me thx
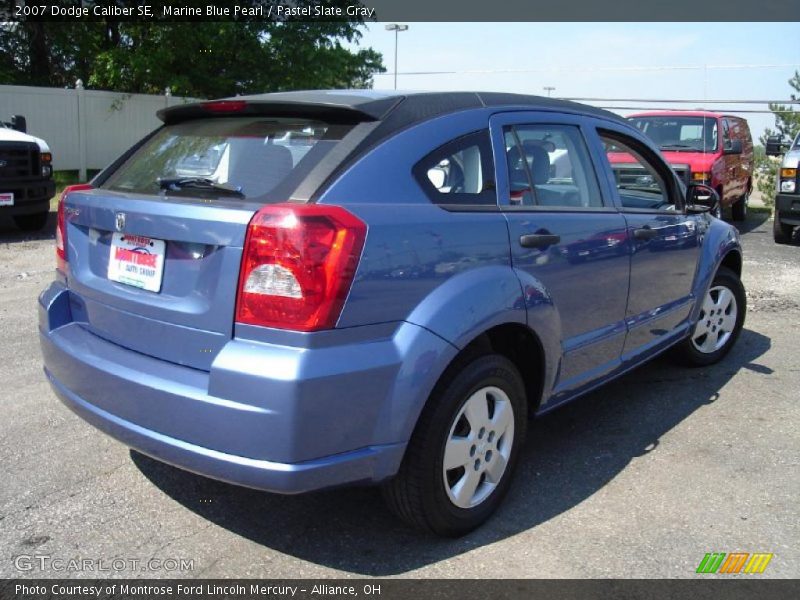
[385,23,409,90]
[543,86,556,97]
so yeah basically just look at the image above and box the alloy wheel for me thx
[692,285,738,354]
[442,386,515,509]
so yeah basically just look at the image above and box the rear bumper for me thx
[0,178,55,214]
[45,367,404,494]
[776,193,800,226]
[39,282,455,493]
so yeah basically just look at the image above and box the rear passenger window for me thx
[502,124,602,208]
[414,130,497,206]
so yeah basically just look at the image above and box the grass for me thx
[53,169,101,187]
[749,205,773,215]
[51,170,102,211]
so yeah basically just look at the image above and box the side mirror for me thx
[723,139,742,155]
[686,182,720,215]
[10,115,26,133]
[765,135,787,156]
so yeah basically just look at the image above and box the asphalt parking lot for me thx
[1,206,798,579]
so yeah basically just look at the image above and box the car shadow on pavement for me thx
[132,327,770,576]
[733,209,770,235]
[0,212,56,243]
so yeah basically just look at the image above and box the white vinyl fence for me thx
[0,84,199,179]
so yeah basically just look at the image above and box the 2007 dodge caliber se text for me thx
[39,91,746,536]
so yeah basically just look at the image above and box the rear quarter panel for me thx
[319,108,522,334]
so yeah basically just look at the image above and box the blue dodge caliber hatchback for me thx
[40,91,745,536]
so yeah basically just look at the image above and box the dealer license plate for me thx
[107,232,166,292]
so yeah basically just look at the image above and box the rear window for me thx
[101,117,353,201]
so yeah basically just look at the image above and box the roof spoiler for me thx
[157,97,401,125]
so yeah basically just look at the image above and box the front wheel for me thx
[383,354,527,536]
[676,267,746,366]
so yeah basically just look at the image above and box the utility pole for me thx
[385,24,409,90]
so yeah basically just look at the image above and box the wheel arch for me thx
[691,220,743,323]
[424,322,548,424]
[719,247,742,278]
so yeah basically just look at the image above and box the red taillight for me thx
[201,100,247,113]
[56,183,93,273]
[235,203,367,332]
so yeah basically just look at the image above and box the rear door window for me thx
[502,124,602,208]
[101,117,354,202]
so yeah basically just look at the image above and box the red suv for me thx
[613,111,753,221]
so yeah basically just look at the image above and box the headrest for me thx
[522,143,551,184]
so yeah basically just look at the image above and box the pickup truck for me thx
[766,132,800,243]
[0,115,56,231]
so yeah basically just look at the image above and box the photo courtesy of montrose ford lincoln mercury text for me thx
[38,91,746,536]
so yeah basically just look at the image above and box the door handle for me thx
[519,233,561,248]
[633,227,658,240]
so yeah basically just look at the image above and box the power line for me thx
[563,97,800,105]
[374,63,800,77]
[589,106,796,115]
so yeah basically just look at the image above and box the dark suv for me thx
[39,91,746,536]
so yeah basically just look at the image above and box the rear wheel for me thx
[13,211,49,232]
[676,267,745,366]
[383,354,527,536]
[773,212,793,244]
[731,190,748,222]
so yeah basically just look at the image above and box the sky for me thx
[351,22,800,141]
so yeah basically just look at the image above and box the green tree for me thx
[0,6,384,97]
[758,71,800,207]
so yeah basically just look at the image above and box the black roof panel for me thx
[158,90,625,126]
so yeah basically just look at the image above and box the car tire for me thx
[731,191,748,222]
[382,353,527,537]
[676,266,746,367]
[13,211,49,232]
[773,212,793,244]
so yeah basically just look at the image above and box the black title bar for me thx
[2,0,800,22]
[3,579,800,600]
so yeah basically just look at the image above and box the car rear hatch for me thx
[61,102,382,371]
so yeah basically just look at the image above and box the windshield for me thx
[102,117,353,201]
[628,116,718,153]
